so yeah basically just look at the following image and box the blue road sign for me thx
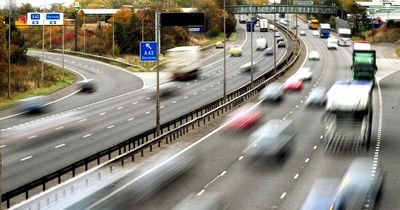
[31,14,40,20]
[46,13,60,20]
[140,41,158,62]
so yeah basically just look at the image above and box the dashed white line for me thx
[54,144,66,149]
[193,92,198,95]
[146,97,151,100]
[280,192,287,199]
[220,171,227,176]
[145,111,151,114]
[197,189,205,196]
[184,96,188,99]
[160,105,165,109]
[313,145,317,150]
[20,156,32,161]
[293,174,299,179]
[99,112,106,116]
[83,134,92,138]
[239,156,244,160]
[172,101,177,104]
[0,145,6,149]
[56,126,64,130]
[79,119,87,122]
[107,125,115,129]
[27,135,37,139]
[132,101,138,105]
[127,118,135,121]
[117,107,124,110]
[305,158,310,163]
[320,135,323,139]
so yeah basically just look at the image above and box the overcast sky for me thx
[1,0,75,9]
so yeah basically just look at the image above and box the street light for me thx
[74,1,80,51]
[223,0,227,101]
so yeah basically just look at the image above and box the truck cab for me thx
[338,28,351,46]
[352,43,377,81]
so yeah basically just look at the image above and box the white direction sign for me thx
[27,12,64,26]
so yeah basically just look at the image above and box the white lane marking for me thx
[239,156,244,160]
[117,107,124,110]
[197,189,205,196]
[305,158,310,163]
[107,125,115,129]
[193,92,198,95]
[20,156,32,161]
[184,96,188,99]
[280,192,287,199]
[56,126,64,130]
[132,101,138,105]
[54,144,66,149]
[79,119,87,122]
[28,135,37,139]
[320,135,323,139]
[127,118,135,121]
[146,97,151,100]
[99,112,106,116]
[220,171,227,176]
[160,105,165,109]
[145,111,151,115]
[172,101,177,104]
[293,174,299,179]
[0,145,7,149]
[313,145,317,150]
[83,134,92,138]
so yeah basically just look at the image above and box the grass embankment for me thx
[0,64,76,110]
[396,47,400,57]
[203,32,238,46]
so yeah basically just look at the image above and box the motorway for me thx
[71,19,400,210]
[1,22,289,192]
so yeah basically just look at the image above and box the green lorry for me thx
[352,43,378,81]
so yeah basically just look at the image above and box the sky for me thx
[1,0,75,9]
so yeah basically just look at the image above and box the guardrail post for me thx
[132,154,135,162]
[150,144,153,152]
[110,165,113,173]
[25,190,29,199]
[72,168,75,177]
[55,193,58,201]
[58,173,61,184]
[42,181,46,191]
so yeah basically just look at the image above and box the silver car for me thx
[305,87,327,107]
[259,82,284,102]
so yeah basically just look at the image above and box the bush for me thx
[207,28,221,38]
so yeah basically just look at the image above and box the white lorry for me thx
[256,37,268,50]
[337,28,352,46]
[323,80,373,152]
[259,19,269,32]
[165,46,202,80]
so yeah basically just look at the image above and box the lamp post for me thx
[8,0,12,99]
[250,1,254,88]
[273,1,277,74]
[74,1,80,51]
[41,0,45,87]
[223,0,227,101]
[156,0,161,136]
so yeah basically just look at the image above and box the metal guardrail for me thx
[2,23,301,208]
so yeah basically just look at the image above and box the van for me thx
[243,119,296,160]
[256,37,267,50]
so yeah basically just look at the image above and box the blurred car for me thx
[294,67,313,81]
[223,103,263,131]
[291,25,298,29]
[240,62,257,72]
[77,79,96,93]
[327,38,338,50]
[312,31,320,36]
[243,119,296,160]
[16,96,50,114]
[301,179,341,210]
[275,31,281,37]
[172,192,222,210]
[277,41,286,48]
[256,37,268,50]
[299,30,306,36]
[305,87,327,107]
[276,36,284,43]
[264,47,273,56]
[283,78,304,91]
[230,44,242,57]
[308,50,320,60]
[147,81,180,97]
[215,41,224,49]
[258,82,284,102]
[329,158,383,210]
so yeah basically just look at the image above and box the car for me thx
[329,158,383,210]
[77,79,96,93]
[283,78,304,91]
[308,50,320,60]
[215,41,224,49]
[277,41,286,48]
[301,179,341,210]
[275,31,281,37]
[256,37,268,50]
[305,87,327,107]
[327,38,338,50]
[147,81,181,97]
[258,82,284,102]
[276,36,284,43]
[264,47,273,56]
[223,103,263,131]
[243,119,296,160]
[230,44,242,57]
[299,30,306,36]
[312,31,320,36]
[240,62,257,72]
[16,96,50,114]
[294,67,313,81]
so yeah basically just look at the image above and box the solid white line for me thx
[83,134,92,138]
[99,112,106,116]
[0,145,7,149]
[56,126,64,130]
[28,135,37,139]
[79,118,87,122]
[280,192,287,199]
[197,189,205,196]
[54,144,66,149]
[293,174,299,179]
[20,156,32,161]
[107,125,115,129]
[220,171,227,176]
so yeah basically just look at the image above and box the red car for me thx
[283,78,304,91]
[223,103,263,131]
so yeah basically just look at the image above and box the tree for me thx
[347,3,367,33]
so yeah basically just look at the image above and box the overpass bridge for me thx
[227,4,337,14]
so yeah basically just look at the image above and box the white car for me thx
[277,41,286,48]
[240,62,257,72]
[299,30,306,36]
[294,67,313,81]
[308,50,320,60]
[312,31,320,36]
[275,32,281,37]
[327,42,338,50]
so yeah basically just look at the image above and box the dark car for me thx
[77,79,96,93]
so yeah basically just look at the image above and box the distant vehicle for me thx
[319,23,331,38]
[301,179,341,210]
[258,82,284,102]
[308,50,320,60]
[215,41,223,49]
[264,47,273,56]
[280,19,289,26]
[223,103,263,131]
[327,38,338,50]
[329,158,383,210]
[165,46,202,81]
[259,19,269,32]
[240,62,257,72]
[230,44,242,56]
[277,41,286,48]
[309,19,320,30]
[299,30,306,36]
[352,42,377,81]
[246,20,256,32]
[312,31,320,36]
[256,37,268,50]
[243,119,296,160]
[276,36,284,43]
[77,79,96,93]
[147,81,180,97]
[16,96,50,114]
[305,87,327,107]
[172,192,222,210]
[269,24,276,31]
[338,28,352,46]
[294,67,313,81]
[275,31,281,37]
[239,14,247,24]
[283,78,304,91]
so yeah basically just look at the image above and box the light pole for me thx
[250,1,254,88]
[273,1,277,74]
[8,0,12,99]
[73,1,80,51]
[156,0,161,136]
[223,0,227,101]
[41,0,46,87]
[112,13,115,58]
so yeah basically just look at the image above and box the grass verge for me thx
[0,64,76,110]
[396,47,400,57]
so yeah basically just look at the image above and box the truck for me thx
[246,20,256,32]
[164,46,202,81]
[337,28,352,46]
[319,23,331,38]
[259,19,268,32]
[323,80,373,153]
[256,37,267,50]
[308,19,319,30]
[351,42,378,81]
